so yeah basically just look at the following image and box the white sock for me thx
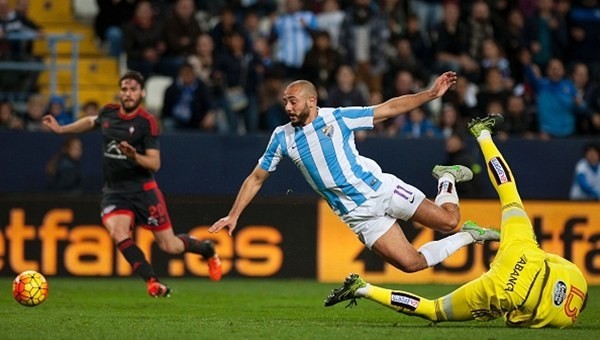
[418,232,473,267]
[434,173,459,206]
[477,129,492,141]
[355,284,369,297]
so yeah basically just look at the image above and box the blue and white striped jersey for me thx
[258,106,383,215]
[272,11,317,68]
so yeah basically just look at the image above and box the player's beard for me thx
[121,96,143,113]
[290,103,310,127]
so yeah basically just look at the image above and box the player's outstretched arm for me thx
[42,115,97,134]
[209,165,270,236]
[372,71,457,124]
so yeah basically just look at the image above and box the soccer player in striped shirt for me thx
[210,71,499,273]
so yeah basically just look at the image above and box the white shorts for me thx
[340,173,426,249]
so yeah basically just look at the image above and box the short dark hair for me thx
[119,70,145,89]
[584,143,600,155]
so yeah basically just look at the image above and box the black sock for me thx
[117,238,156,282]
[177,234,215,258]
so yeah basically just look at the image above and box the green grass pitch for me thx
[1,278,599,339]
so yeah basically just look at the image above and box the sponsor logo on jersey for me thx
[504,254,527,292]
[553,280,567,306]
[390,292,420,311]
[105,140,127,160]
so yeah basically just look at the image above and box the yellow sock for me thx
[364,284,440,322]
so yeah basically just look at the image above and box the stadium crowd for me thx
[1,0,599,138]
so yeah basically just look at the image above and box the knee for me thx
[385,253,428,273]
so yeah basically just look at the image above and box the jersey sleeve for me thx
[257,129,285,172]
[337,106,374,130]
[143,113,160,150]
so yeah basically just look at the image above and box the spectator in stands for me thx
[0,0,43,94]
[500,94,536,139]
[438,102,467,139]
[270,0,318,80]
[23,94,48,132]
[0,99,24,130]
[443,76,477,120]
[466,0,502,64]
[81,100,101,118]
[476,67,510,115]
[122,0,167,79]
[569,143,600,201]
[252,35,280,77]
[504,7,528,85]
[441,132,482,198]
[258,70,287,131]
[210,7,248,55]
[46,136,83,194]
[480,38,511,85]
[241,9,271,48]
[162,0,202,77]
[384,35,429,93]
[586,71,600,135]
[569,62,595,135]
[161,62,216,131]
[46,95,73,126]
[430,1,478,79]
[187,33,215,88]
[0,0,41,59]
[565,0,600,70]
[325,64,369,108]
[94,0,137,58]
[380,0,408,38]
[382,69,416,135]
[338,0,388,95]
[398,106,442,139]
[403,12,432,69]
[384,69,415,102]
[316,0,344,49]
[522,52,584,138]
[410,0,443,41]
[301,30,343,102]
[213,30,262,134]
[523,0,568,70]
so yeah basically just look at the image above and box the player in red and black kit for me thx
[43,70,222,297]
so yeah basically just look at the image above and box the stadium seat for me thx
[38,57,120,87]
[144,76,173,115]
[26,0,73,25]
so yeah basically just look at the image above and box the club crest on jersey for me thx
[553,280,567,306]
[322,124,334,137]
[129,126,135,135]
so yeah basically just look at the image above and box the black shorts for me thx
[100,181,172,231]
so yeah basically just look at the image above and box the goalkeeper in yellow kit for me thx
[325,113,589,328]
